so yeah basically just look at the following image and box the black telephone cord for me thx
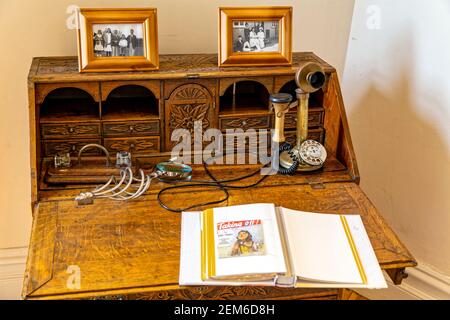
[157,144,299,212]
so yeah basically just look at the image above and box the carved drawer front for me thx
[104,137,160,154]
[41,123,100,139]
[223,127,325,152]
[164,79,216,100]
[283,108,324,129]
[285,128,325,145]
[43,139,101,157]
[103,121,160,137]
[223,131,269,153]
[219,115,271,132]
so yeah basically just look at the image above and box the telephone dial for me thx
[270,62,328,174]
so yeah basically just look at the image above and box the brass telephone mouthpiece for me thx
[295,62,326,94]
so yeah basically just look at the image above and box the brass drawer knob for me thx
[130,143,135,149]
[242,120,247,126]
[68,127,75,133]
[129,125,134,132]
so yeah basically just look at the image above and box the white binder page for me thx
[344,215,387,288]
[281,208,363,284]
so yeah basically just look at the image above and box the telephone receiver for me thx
[270,62,327,173]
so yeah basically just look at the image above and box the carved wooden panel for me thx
[36,82,100,104]
[103,121,160,137]
[41,123,100,139]
[164,79,216,100]
[127,287,338,300]
[219,76,273,96]
[43,139,101,156]
[30,54,336,83]
[165,84,214,149]
[219,115,270,132]
[104,137,160,154]
[89,295,126,300]
[101,80,161,100]
[274,76,295,94]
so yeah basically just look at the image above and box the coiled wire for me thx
[75,168,158,203]
[276,143,300,175]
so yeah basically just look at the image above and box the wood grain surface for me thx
[23,173,416,299]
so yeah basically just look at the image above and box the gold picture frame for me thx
[77,8,159,72]
[218,7,292,67]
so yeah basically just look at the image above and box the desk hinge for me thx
[308,181,326,190]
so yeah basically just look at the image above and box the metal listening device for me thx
[271,62,328,173]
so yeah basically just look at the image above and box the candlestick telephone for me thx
[270,62,327,174]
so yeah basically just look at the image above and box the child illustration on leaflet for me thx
[216,220,265,258]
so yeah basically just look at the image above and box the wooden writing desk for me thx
[24,53,416,299]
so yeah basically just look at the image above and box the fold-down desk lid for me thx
[23,178,416,300]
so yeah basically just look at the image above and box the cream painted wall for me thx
[0,0,355,248]
[342,0,450,275]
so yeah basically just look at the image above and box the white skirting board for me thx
[356,264,450,300]
[0,246,448,300]
[0,247,27,300]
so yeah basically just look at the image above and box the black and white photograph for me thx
[92,23,144,57]
[232,21,279,53]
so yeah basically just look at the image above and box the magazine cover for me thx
[216,220,265,259]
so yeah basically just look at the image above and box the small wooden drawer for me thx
[222,131,270,153]
[285,128,325,145]
[220,115,271,132]
[43,139,101,157]
[41,123,100,139]
[103,121,160,137]
[104,137,160,154]
[281,108,324,130]
[223,128,325,152]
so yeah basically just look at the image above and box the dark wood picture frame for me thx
[218,7,292,67]
[77,8,159,72]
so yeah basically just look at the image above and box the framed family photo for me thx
[77,8,159,72]
[218,7,292,67]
